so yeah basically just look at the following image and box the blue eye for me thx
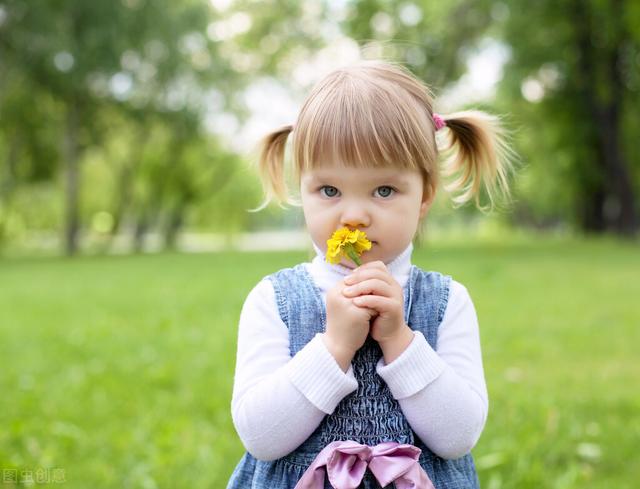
[375,186,395,198]
[320,186,340,198]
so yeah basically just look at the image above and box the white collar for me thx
[306,242,414,294]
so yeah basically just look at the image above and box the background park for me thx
[1,0,639,487]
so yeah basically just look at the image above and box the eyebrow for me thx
[306,172,411,186]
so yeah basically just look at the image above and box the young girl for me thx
[227,60,514,489]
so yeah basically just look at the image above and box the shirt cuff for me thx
[376,330,446,399]
[285,333,358,414]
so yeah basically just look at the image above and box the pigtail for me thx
[437,110,517,211]
[251,125,293,211]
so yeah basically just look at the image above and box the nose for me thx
[340,201,371,229]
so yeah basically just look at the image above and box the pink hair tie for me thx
[433,113,446,131]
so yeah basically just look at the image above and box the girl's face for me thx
[300,163,433,268]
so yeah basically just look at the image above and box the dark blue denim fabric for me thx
[227,264,480,488]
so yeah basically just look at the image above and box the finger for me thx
[357,260,387,272]
[352,294,400,314]
[343,278,394,298]
[345,267,394,287]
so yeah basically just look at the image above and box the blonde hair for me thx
[255,60,516,211]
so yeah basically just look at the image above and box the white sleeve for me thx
[231,279,358,461]
[376,280,489,459]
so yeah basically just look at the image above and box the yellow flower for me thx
[326,227,372,266]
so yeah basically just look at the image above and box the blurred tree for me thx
[344,1,495,88]
[0,69,61,246]
[492,0,639,236]
[0,0,246,255]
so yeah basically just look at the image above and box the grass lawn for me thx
[0,236,638,488]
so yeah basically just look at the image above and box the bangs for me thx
[292,69,436,175]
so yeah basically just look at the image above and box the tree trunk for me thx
[103,125,150,254]
[63,102,80,256]
[579,184,606,232]
[163,202,184,250]
[573,0,638,236]
[0,137,20,248]
[133,210,149,253]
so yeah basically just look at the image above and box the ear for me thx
[419,188,436,219]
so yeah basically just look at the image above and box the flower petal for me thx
[326,227,371,266]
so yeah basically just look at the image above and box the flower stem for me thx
[346,246,362,267]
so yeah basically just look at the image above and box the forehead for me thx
[301,164,421,186]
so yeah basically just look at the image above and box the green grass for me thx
[1,236,638,488]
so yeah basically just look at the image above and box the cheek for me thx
[302,207,332,243]
[390,217,417,238]
[388,202,421,234]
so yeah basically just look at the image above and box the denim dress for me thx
[227,264,480,489]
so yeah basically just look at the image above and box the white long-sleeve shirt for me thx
[230,243,488,461]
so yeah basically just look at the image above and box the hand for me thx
[323,278,377,371]
[343,261,413,362]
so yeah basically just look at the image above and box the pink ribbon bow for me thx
[294,440,435,489]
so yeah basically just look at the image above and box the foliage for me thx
[481,0,639,234]
[0,0,251,253]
